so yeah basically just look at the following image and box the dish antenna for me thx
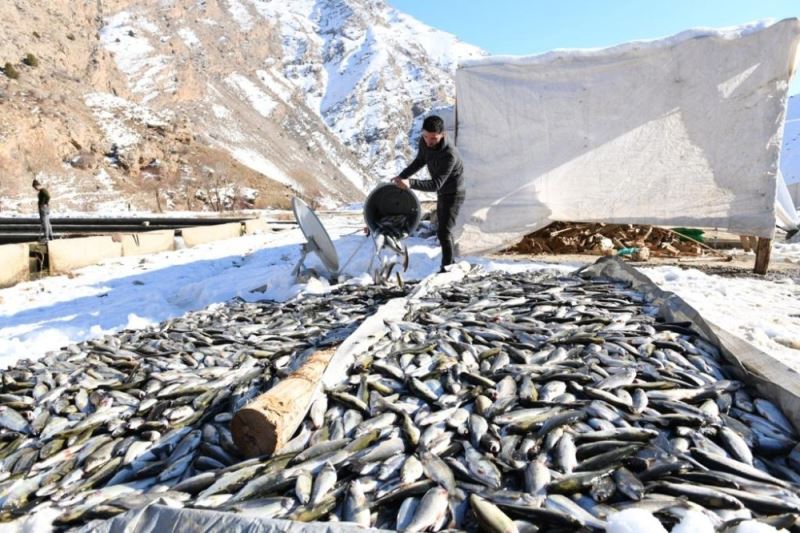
[291,197,340,281]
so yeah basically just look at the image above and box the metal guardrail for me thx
[0,217,296,245]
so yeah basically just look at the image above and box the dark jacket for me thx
[399,136,464,196]
[38,188,50,208]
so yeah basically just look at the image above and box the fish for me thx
[309,462,336,506]
[295,469,312,504]
[403,486,449,532]
[343,480,370,527]
[470,494,518,533]
[1,267,798,532]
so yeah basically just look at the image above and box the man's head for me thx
[32,179,41,191]
[421,115,445,148]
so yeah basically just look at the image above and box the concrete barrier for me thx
[243,218,270,235]
[120,230,175,257]
[0,243,29,288]
[48,236,122,275]
[181,222,243,247]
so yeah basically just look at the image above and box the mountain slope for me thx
[0,0,483,213]
[249,0,483,176]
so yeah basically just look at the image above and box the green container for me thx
[671,227,705,243]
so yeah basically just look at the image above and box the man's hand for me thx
[391,176,409,190]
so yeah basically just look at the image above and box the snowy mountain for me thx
[0,0,484,212]
[238,0,484,176]
[782,94,800,185]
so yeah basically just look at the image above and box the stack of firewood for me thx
[506,222,704,259]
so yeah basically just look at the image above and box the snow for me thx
[670,511,716,533]
[99,11,174,102]
[84,92,173,149]
[641,264,800,364]
[94,169,113,189]
[244,0,485,182]
[84,94,140,149]
[732,521,782,533]
[226,0,253,31]
[211,103,232,119]
[1,209,798,374]
[228,147,301,191]
[391,12,484,69]
[773,241,800,264]
[606,508,757,533]
[136,17,160,35]
[225,73,279,117]
[256,69,294,102]
[606,509,667,533]
[0,214,564,368]
[460,19,776,68]
[310,131,366,191]
[178,27,202,48]
[4,171,131,215]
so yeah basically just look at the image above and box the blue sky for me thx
[388,0,799,95]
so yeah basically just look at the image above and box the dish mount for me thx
[291,197,340,282]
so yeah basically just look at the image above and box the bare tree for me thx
[199,161,236,212]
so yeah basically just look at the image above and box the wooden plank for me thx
[753,237,772,275]
[231,347,336,458]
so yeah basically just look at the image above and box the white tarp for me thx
[454,19,800,254]
[777,172,800,230]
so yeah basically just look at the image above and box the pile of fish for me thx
[0,284,408,527]
[375,214,413,240]
[4,267,800,532]
[370,214,412,283]
[156,269,798,531]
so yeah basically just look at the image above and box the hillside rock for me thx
[0,0,483,213]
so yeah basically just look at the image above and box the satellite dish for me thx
[292,197,340,278]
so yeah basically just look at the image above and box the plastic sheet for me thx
[77,503,391,533]
[455,19,800,254]
[578,257,800,433]
[777,172,800,230]
[68,259,800,532]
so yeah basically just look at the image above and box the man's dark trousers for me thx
[437,193,465,270]
[39,206,53,241]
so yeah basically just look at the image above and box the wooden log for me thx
[231,347,335,458]
[753,237,772,275]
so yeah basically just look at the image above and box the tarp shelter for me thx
[454,19,800,254]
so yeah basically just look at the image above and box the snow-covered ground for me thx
[0,214,567,368]
[1,214,799,533]
[1,213,799,373]
[643,263,800,364]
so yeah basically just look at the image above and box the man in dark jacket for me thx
[392,115,465,273]
[32,179,53,242]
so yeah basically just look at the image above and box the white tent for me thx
[454,19,800,254]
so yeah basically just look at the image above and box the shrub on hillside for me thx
[66,33,75,41]
[22,53,38,67]
[3,62,19,79]
[32,31,40,39]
